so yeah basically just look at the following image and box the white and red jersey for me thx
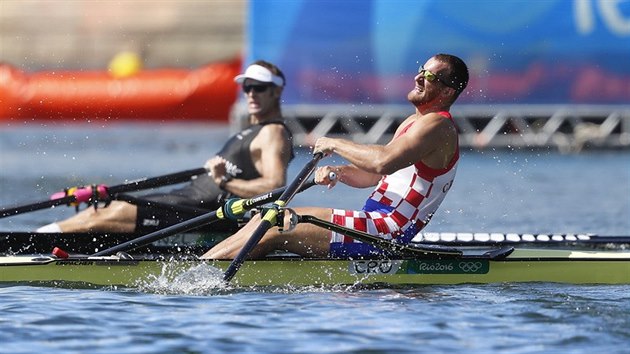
[367,114,458,229]
[329,111,458,257]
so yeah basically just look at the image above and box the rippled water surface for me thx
[1,123,629,353]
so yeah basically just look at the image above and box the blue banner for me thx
[246,0,630,104]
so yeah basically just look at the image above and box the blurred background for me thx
[0,1,244,70]
[1,0,629,151]
[0,0,629,233]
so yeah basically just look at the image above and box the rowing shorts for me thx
[328,202,421,258]
[134,193,239,233]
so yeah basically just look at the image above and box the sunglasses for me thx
[418,66,459,91]
[243,84,272,93]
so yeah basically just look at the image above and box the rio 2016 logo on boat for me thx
[349,260,489,275]
[406,260,489,274]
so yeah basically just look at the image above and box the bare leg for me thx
[56,201,138,232]
[200,206,333,260]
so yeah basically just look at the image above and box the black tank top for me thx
[169,121,294,208]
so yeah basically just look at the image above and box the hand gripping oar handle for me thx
[91,176,321,257]
[0,167,208,218]
[223,152,324,283]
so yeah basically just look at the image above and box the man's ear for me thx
[440,86,455,101]
[272,86,284,98]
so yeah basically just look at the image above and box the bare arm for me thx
[214,124,292,198]
[314,113,456,176]
[315,164,381,188]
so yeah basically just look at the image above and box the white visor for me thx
[234,64,284,86]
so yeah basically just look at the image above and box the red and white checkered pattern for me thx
[331,209,405,244]
[330,111,459,245]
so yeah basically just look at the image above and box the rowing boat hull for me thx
[3,231,628,255]
[2,248,630,287]
[0,231,230,255]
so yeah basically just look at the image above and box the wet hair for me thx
[434,54,469,96]
[252,60,286,87]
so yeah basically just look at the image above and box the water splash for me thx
[138,262,230,295]
[135,260,370,295]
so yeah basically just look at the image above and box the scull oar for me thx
[0,168,207,218]
[222,152,324,282]
[295,213,464,257]
[91,174,323,257]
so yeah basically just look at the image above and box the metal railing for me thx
[231,104,630,152]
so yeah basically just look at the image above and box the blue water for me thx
[1,123,630,353]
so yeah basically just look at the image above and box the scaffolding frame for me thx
[231,104,630,152]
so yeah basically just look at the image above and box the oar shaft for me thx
[92,211,219,256]
[223,153,323,282]
[0,196,76,218]
[107,168,208,194]
[0,168,208,219]
[298,214,462,256]
[116,194,212,214]
[92,179,319,256]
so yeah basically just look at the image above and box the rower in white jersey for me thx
[202,53,469,260]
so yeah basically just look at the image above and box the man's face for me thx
[242,79,279,116]
[407,57,452,106]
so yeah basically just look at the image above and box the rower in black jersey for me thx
[38,60,294,234]
[135,121,294,232]
[178,121,294,207]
